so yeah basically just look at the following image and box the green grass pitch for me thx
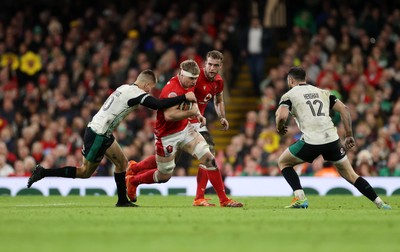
[0,195,399,252]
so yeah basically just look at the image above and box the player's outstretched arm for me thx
[141,91,196,110]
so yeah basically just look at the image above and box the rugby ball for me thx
[179,101,193,111]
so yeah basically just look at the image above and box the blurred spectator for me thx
[235,155,262,176]
[240,16,272,96]
[0,154,14,176]
[9,160,31,177]
[0,140,16,165]
[240,110,263,140]
[379,152,400,176]
[355,150,377,176]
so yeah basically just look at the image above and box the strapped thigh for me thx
[157,159,176,174]
[192,140,209,160]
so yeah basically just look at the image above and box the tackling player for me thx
[27,69,197,207]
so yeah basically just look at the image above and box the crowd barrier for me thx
[1,177,399,196]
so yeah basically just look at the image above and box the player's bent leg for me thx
[194,166,209,200]
[199,153,243,208]
[105,141,128,173]
[334,158,391,210]
[75,161,99,178]
[193,165,216,207]
[333,157,358,184]
[27,162,79,188]
[279,148,307,207]
[126,160,137,176]
[126,157,174,202]
[155,157,175,182]
[105,143,132,205]
[127,155,157,176]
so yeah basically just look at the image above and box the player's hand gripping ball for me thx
[179,101,193,111]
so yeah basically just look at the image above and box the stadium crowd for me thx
[0,0,399,178]
[220,1,400,178]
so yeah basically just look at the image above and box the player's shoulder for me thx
[166,76,180,86]
[307,84,331,97]
[162,77,178,90]
[161,76,181,97]
[119,83,144,93]
[116,83,130,90]
[214,73,223,82]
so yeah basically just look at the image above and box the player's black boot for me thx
[27,164,44,188]
[115,201,139,207]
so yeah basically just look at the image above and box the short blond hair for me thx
[180,59,200,76]
[206,50,224,62]
[137,69,157,83]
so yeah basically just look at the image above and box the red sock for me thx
[132,168,157,185]
[136,155,157,174]
[207,169,229,203]
[195,167,209,200]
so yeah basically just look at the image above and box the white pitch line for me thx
[15,203,77,207]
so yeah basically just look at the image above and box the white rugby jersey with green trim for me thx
[278,84,339,145]
[88,84,149,136]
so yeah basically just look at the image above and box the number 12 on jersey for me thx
[306,99,325,116]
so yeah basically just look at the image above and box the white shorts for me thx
[191,122,208,133]
[155,124,197,157]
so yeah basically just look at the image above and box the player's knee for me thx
[277,156,287,169]
[202,156,218,171]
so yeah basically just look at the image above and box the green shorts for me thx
[82,127,115,163]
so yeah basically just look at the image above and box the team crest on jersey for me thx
[166,145,173,153]
[168,92,178,98]
[203,85,206,90]
[340,147,345,155]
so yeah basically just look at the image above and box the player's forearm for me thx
[164,110,196,121]
[340,110,353,137]
[275,106,288,130]
[164,104,200,121]
[214,100,226,119]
